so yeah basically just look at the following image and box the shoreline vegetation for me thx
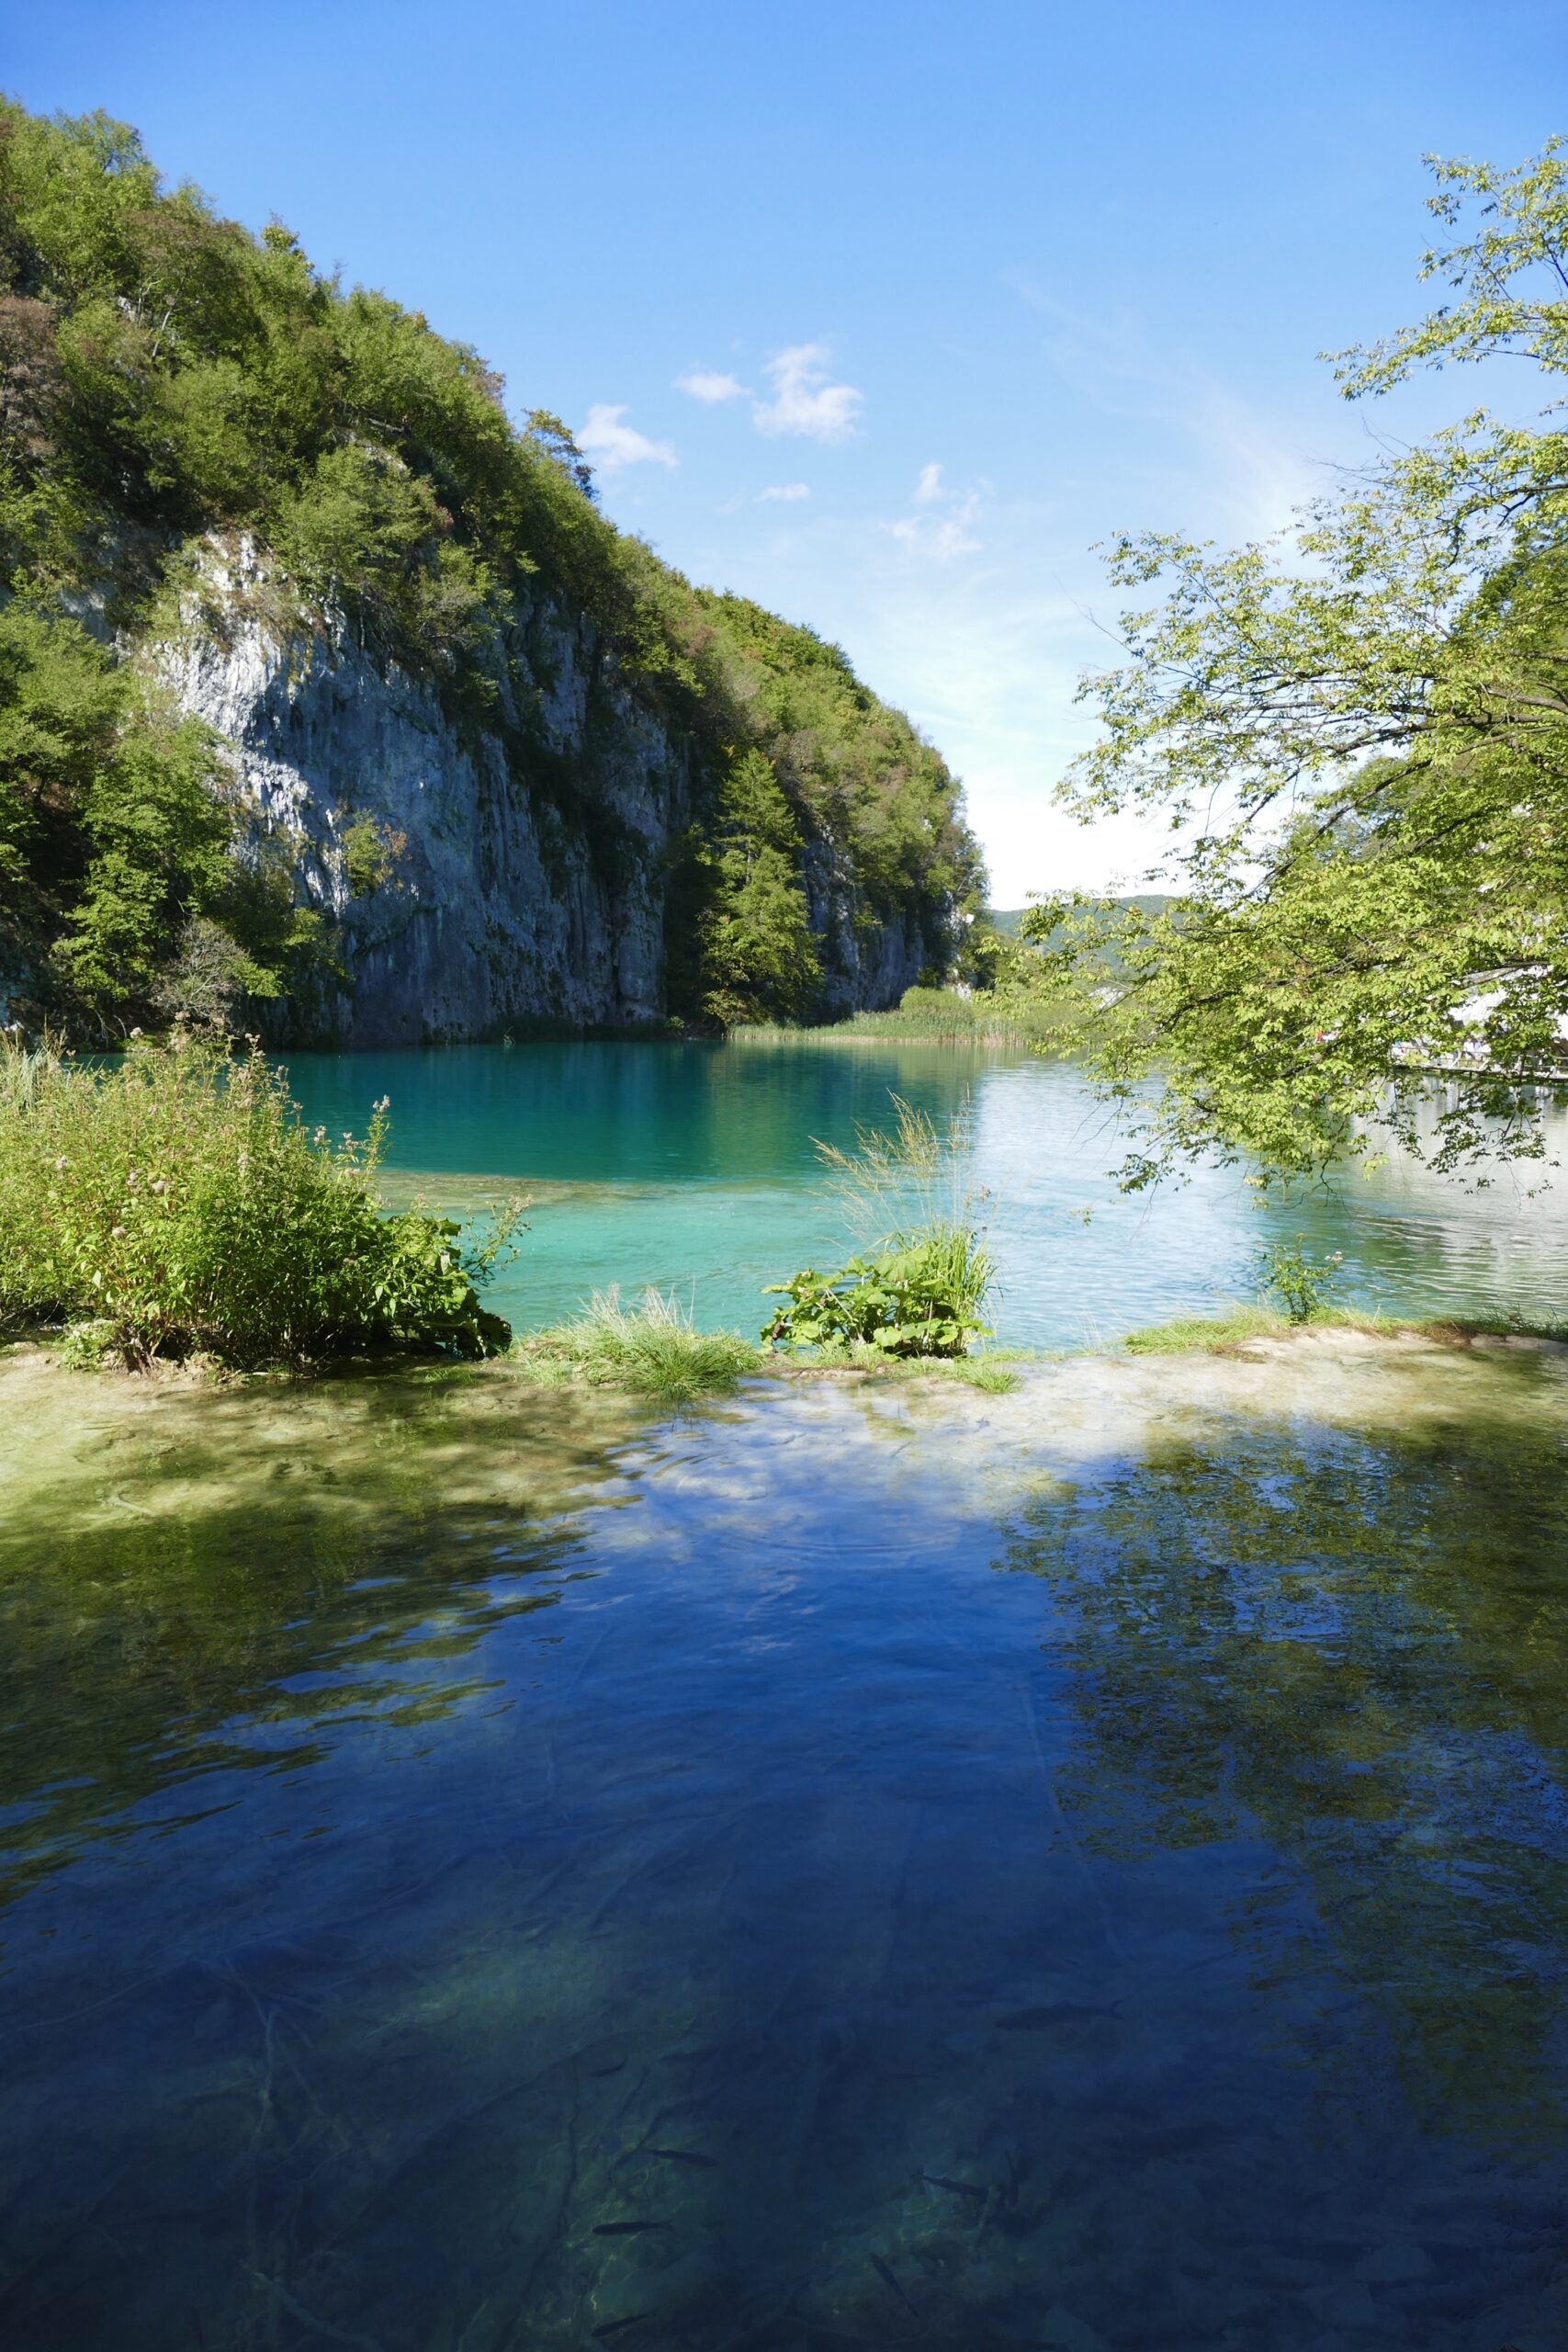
[5,1030,1565,1396]
[8,1294,1563,1408]
[0,1033,521,1368]
[734,983,1065,1049]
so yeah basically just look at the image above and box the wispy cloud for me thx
[676,368,749,404]
[577,403,677,471]
[759,481,811,502]
[1003,273,1317,537]
[889,465,981,561]
[753,345,863,443]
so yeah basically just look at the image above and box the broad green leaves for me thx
[1039,143,1568,1185]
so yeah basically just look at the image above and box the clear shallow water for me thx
[279,1041,1568,1342]
[3,1340,1566,2348]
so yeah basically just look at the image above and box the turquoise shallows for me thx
[279,1039,1568,1341]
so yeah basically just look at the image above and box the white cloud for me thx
[759,481,811,502]
[890,495,982,561]
[753,345,863,443]
[577,403,677,471]
[676,369,749,404]
[889,466,982,562]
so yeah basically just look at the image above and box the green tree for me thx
[1030,140,1568,1186]
[696,750,821,1025]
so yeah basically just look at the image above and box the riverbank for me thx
[733,984,1063,1047]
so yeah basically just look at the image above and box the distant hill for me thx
[986,896,1173,941]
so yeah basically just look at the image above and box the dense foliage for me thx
[0,1035,514,1365]
[0,101,981,1035]
[1029,141,1568,1184]
[762,1227,994,1359]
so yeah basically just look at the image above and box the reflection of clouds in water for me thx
[3,1347,1566,2346]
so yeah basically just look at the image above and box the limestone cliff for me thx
[156,552,932,1046]
[2,102,985,1045]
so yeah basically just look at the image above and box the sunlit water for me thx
[3,1336,1566,2348]
[279,1040,1568,1342]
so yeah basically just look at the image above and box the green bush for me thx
[762,1224,994,1359]
[0,1034,515,1367]
[1256,1239,1345,1324]
[513,1288,761,1402]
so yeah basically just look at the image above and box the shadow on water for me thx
[998,1408,1568,2152]
[0,1353,641,1903]
[1,1344,1566,2348]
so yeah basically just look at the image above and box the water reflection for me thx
[2,1351,1565,2347]
[999,1406,1568,2146]
[278,1041,1568,1344]
[0,1354,638,1904]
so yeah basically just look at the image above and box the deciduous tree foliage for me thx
[1028,140,1568,1185]
[0,102,982,1032]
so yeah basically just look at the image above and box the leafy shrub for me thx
[513,1288,760,1402]
[340,813,406,899]
[1256,1239,1345,1324]
[0,1034,516,1367]
[763,1225,994,1359]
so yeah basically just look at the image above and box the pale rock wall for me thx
[152,548,931,1044]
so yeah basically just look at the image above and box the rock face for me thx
[154,552,931,1046]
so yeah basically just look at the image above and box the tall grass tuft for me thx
[513,1289,761,1403]
[764,1091,998,1359]
[0,1032,518,1368]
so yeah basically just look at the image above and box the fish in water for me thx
[920,2172,987,2203]
[994,2002,1121,2030]
[642,2146,718,2168]
[870,2254,919,2319]
[592,2317,656,2342]
[592,2221,673,2237]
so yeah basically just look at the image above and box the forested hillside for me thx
[0,102,982,1038]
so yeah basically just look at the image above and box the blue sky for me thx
[11,1,1567,898]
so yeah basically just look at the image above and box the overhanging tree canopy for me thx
[1028,140,1568,1187]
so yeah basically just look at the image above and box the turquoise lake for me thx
[281,1039,1568,1341]
[5,1041,1568,2347]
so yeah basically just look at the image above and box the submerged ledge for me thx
[6,1313,1567,1469]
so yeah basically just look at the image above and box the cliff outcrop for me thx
[156,552,936,1044]
[0,100,983,1043]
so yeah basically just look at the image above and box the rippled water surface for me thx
[279,1040,1568,1341]
[4,1337,1566,2348]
